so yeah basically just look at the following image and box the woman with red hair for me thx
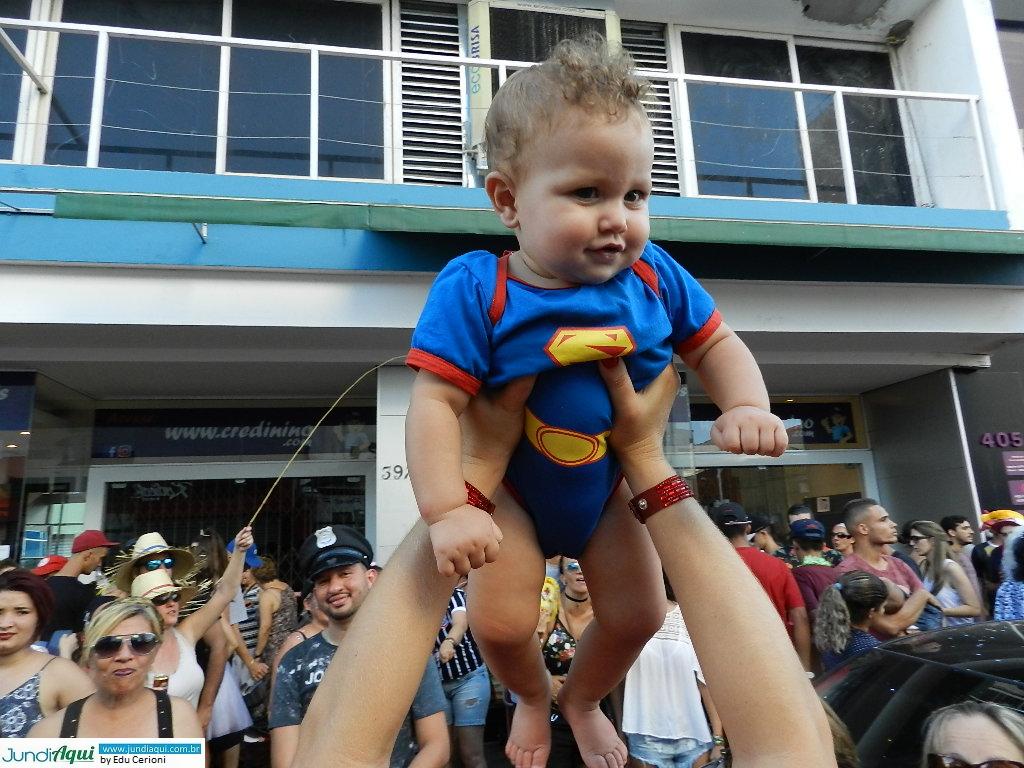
[0,569,94,737]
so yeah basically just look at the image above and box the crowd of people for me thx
[4,468,1024,767]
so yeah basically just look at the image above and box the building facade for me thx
[1,0,1022,577]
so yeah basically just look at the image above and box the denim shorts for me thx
[441,665,491,727]
[625,733,711,768]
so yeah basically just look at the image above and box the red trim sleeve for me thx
[674,309,723,356]
[406,349,482,396]
[630,259,660,296]
[488,253,509,325]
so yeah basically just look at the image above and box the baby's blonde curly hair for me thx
[484,33,649,175]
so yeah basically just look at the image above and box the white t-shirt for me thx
[622,604,712,742]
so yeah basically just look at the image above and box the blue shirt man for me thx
[269,526,447,768]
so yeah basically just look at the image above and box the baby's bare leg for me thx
[467,487,549,768]
[559,482,666,768]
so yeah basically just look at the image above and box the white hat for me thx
[114,532,196,592]
[130,568,198,607]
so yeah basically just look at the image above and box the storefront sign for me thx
[0,372,35,431]
[690,399,863,449]
[1011,480,1024,507]
[92,407,375,459]
[955,370,1024,512]
[1005,452,1024,476]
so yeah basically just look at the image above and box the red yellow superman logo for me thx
[543,327,635,367]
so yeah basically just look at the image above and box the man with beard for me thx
[269,525,448,768]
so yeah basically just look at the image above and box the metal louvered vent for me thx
[398,1,466,185]
[621,21,681,196]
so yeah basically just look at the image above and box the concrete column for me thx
[374,365,418,563]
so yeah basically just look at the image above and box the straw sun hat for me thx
[113,532,197,593]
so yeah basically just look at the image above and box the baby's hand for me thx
[711,405,788,457]
[427,504,502,577]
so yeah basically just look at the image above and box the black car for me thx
[817,620,1024,767]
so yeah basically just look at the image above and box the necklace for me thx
[563,592,589,603]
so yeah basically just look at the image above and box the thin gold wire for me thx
[247,355,406,527]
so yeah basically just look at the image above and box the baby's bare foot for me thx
[506,697,551,768]
[559,695,627,768]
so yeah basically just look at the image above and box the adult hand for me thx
[597,360,679,466]
[233,526,254,552]
[550,674,567,705]
[249,659,269,681]
[460,375,535,491]
[197,702,213,731]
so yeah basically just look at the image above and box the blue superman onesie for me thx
[408,242,720,558]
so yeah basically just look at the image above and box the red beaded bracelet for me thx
[465,481,496,515]
[628,475,694,524]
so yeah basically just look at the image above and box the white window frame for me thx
[671,23,922,206]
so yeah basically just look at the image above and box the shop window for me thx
[796,45,913,206]
[45,0,222,169]
[0,0,30,160]
[228,0,384,178]
[681,33,808,200]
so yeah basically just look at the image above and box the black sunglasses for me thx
[151,591,181,606]
[92,632,160,659]
[928,756,1024,768]
[144,556,175,572]
[833,533,853,540]
[908,535,932,544]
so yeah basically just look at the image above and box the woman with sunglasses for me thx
[921,701,1024,768]
[534,557,599,767]
[908,520,981,628]
[28,598,202,739]
[129,526,255,710]
[830,524,855,558]
[0,569,94,738]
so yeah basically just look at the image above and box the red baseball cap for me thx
[31,554,68,576]
[71,529,119,553]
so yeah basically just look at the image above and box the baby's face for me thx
[509,108,654,286]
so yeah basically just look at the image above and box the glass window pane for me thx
[100,39,219,172]
[797,46,914,206]
[232,0,381,47]
[0,0,31,160]
[229,0,383,177]
[681,33,807,199]
[319,55,384,179]
[226,49,310,176]
[45,33,96,166]
[46,0,222,167]
[489,9,603,63]
[60,0,221,34]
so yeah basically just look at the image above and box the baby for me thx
[406,36,787,768]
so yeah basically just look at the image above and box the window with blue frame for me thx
[47,0,221,170]
[0,0,31,161]
[229,0,384,179]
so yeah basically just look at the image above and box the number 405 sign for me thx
[980,432,1024,448]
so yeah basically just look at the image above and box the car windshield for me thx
[822,642,1024,767]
